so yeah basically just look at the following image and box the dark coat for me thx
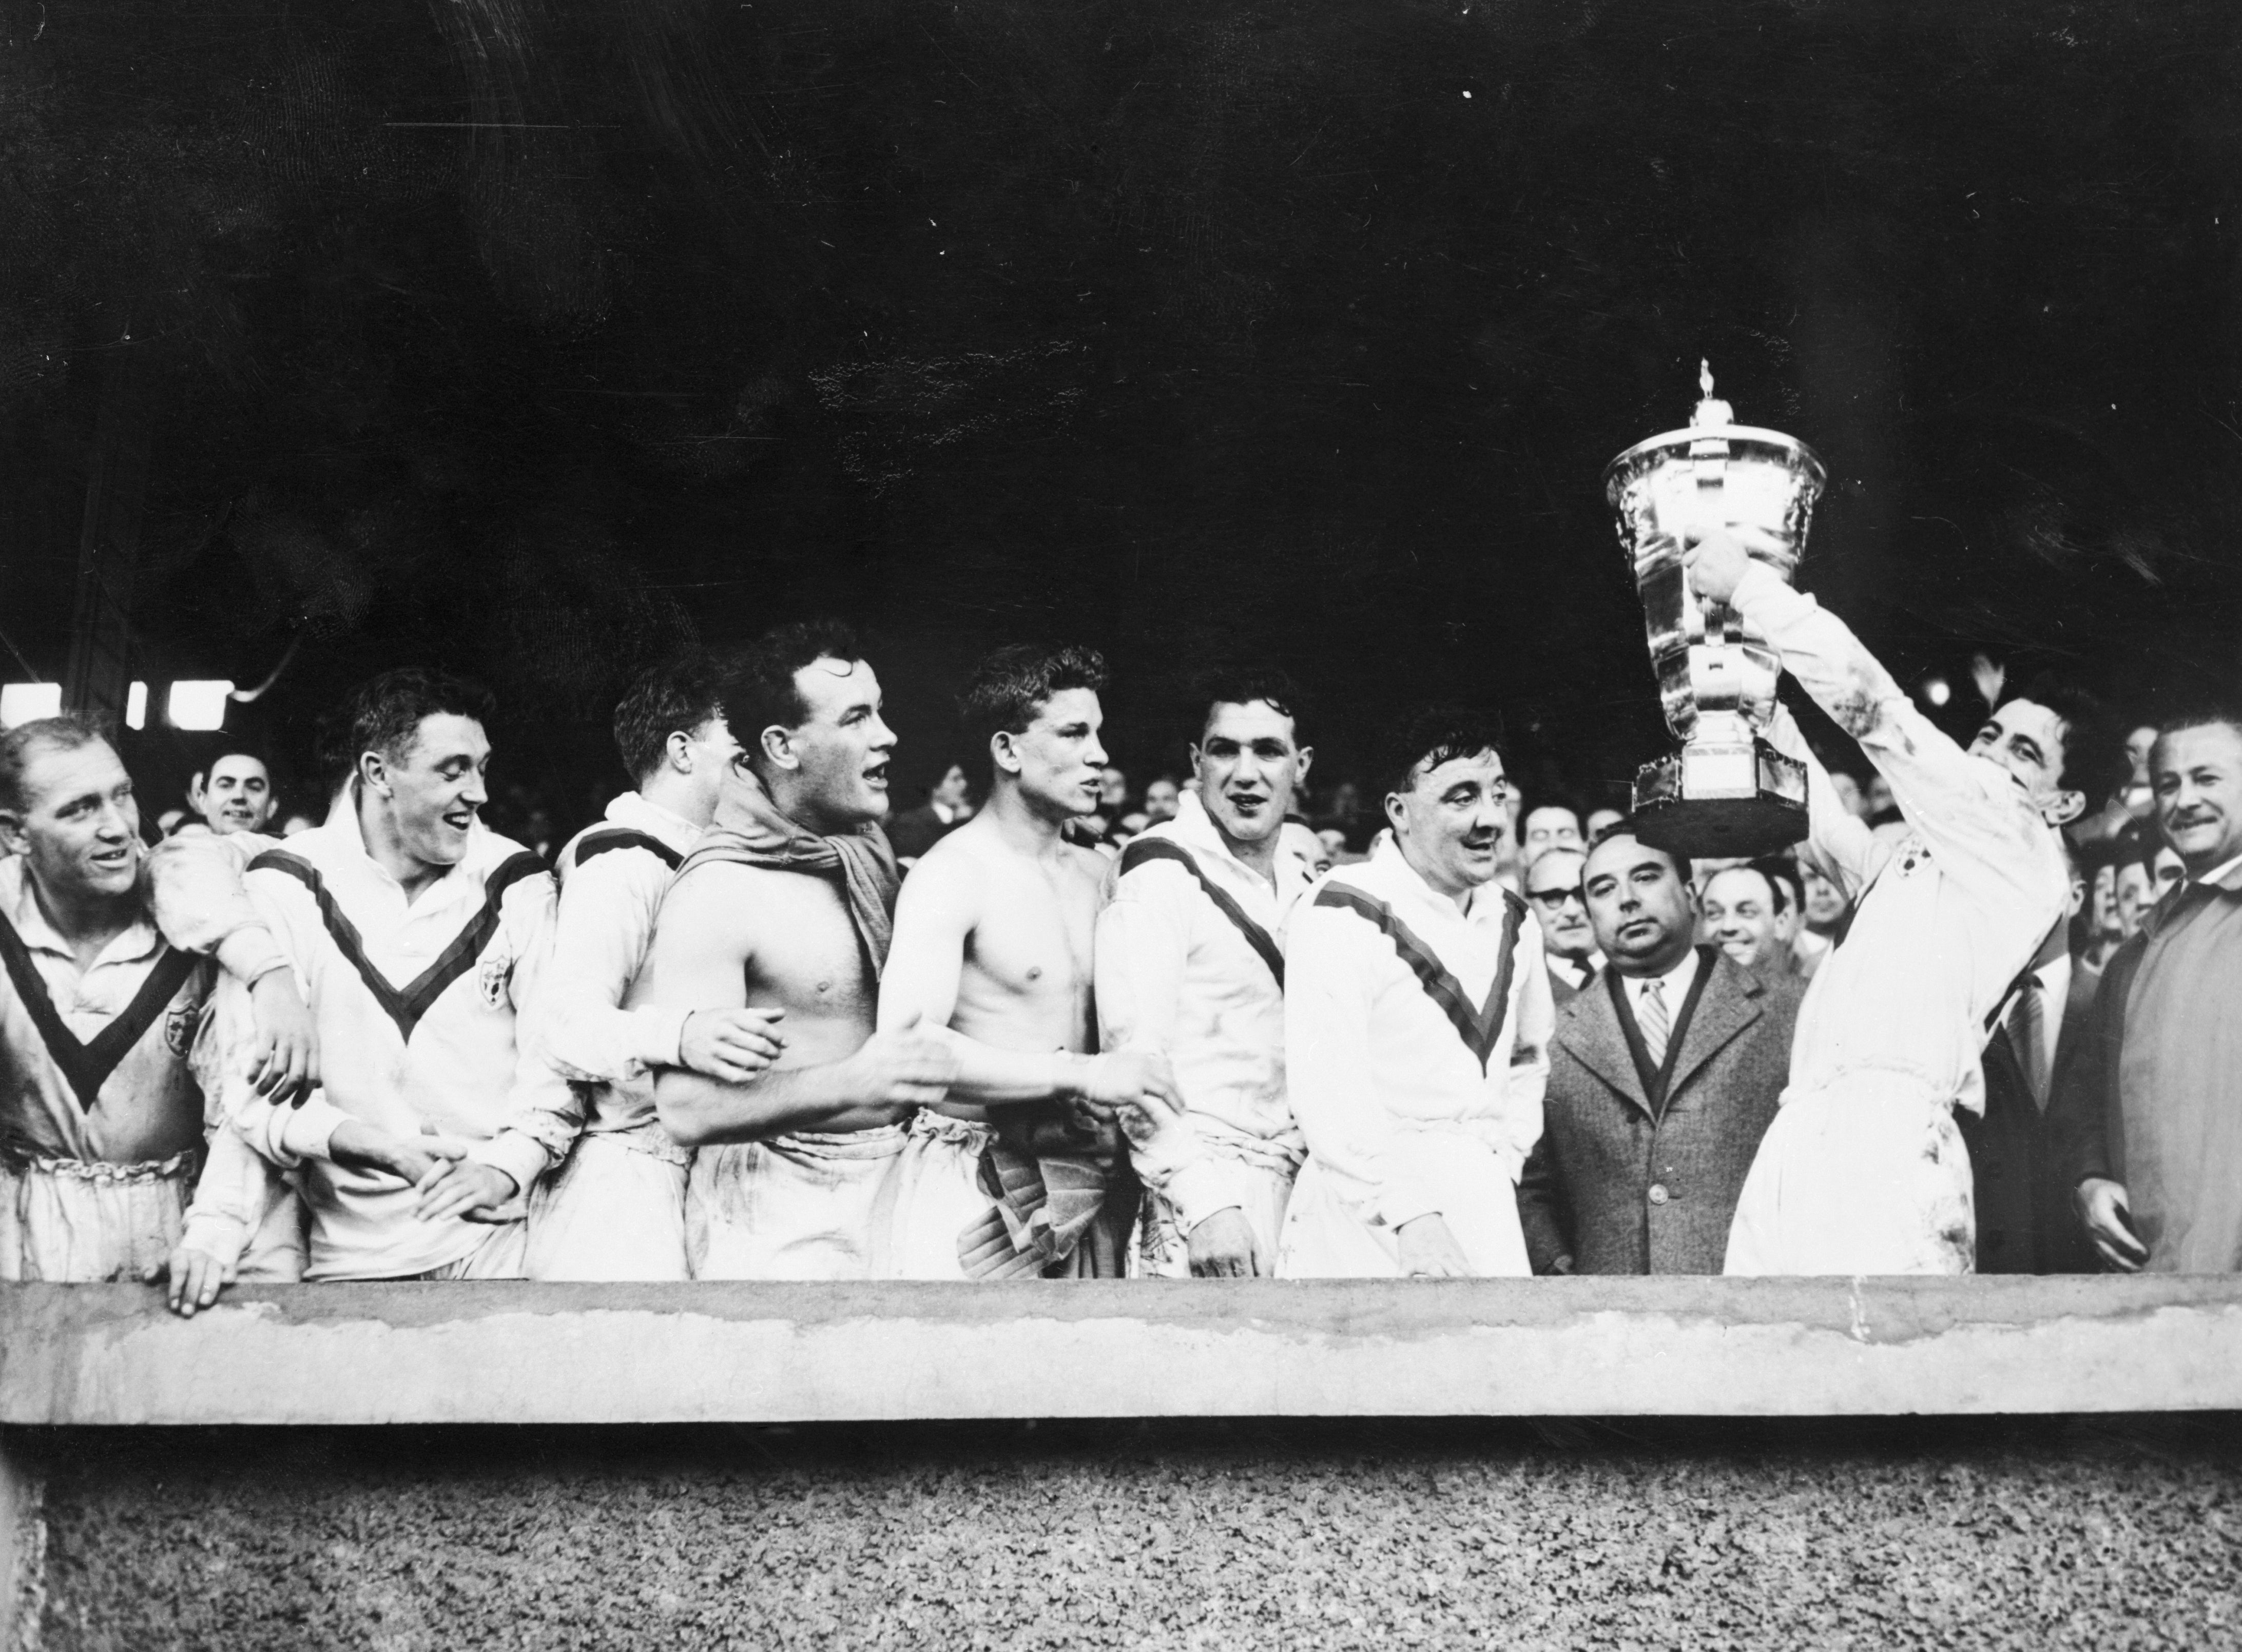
[886,802,959,862]
[1959,964,2099,1274]
[1518,948,1800,1275]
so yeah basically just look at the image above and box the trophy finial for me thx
[1691,357,1734,430]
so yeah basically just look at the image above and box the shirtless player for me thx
[634,621,957,1279]
[878,644,1174,1279]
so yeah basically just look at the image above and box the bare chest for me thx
[958,858,1101,1020]
[740,874,878,1028]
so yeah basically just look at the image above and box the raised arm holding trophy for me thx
[1606,367,2086,1275]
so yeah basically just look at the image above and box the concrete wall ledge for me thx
[4,1275,2239,1425]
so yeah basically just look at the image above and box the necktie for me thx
[2007,971,2045,1108]
[1638,978,1671,1071]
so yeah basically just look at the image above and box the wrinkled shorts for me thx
[883,1111,995,1280]
[1724,1068,1974,1277]
[1275,1129,1529,1279]
[526,1126,691,1282]
[0,1151,196,1283]
[389,1219,529,1282]
[1135,1157,1298,1280]
[688,1123,909,1280]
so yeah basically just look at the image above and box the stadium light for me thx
[126,681,148,730]
[0,683,62,729]
[167,680,236,731]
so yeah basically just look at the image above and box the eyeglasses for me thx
[1526,886,1585,909]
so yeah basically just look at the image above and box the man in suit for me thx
[1523,846,1599,1004]
[886,761,973,866]
[1517,823,1801,1275]
[1959,835,2099,1274]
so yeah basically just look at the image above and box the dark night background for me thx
[4,0,2240,829]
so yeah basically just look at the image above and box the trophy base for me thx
[1630,741,1808,859]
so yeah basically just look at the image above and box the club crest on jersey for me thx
[163,999,199,1059]
[477,943,515,1010]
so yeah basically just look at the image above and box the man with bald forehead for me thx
[0,716,219,1282]
[1685,530,2117,1275]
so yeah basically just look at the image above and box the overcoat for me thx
[1517,948,1799,1275]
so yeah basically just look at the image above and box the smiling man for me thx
[1277,706,1552,1278]
[0,716,221,1281]
[2053,707,2242,1273]
[168,669,568,1294]
[1685,530,2115,1275]
[187,752,279,837]
[631,621,953,1279]
[878,644,1170,1279]
[1095,667,1318,1278]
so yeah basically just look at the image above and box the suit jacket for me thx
[1960,964,2099,1274]
[1518,948,1801,1275]
[886,802,958,862]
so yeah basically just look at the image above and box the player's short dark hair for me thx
[958,643,1108,763]
[339,669,497,772]
[720,620,864,779]
[191,748,272,788]
[1192,664,1308,742]
[0,713,116,815]
[1748,855,1803,916]
[1582,814,1694,889]
[1519,791,1586,829]
[1377,704,1505,799]
[2005,675,2125,813]
[612,654,727,784]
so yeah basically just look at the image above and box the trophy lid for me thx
[1601,361,1828,503]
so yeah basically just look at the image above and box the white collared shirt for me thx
[0,856,213,1165]
[199,809,565,1279]
[513,792,703,1150]
[1095,792,1315,1229]
[1548,950,1603,992]
[1283,835,1553,1231]
[1617,946,1702,1036]
[1742,563,2071,1116]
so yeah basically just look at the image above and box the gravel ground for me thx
[26,1416,2242,1650]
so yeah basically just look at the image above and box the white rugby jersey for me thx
[499,791,703,1165]
[202,811,566,1279]
[0,856,214,1167]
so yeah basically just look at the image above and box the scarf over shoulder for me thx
[668,771,901,976]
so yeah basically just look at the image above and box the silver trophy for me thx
[1602,363,1828,858]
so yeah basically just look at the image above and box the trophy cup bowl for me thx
[1602,366,1828,859]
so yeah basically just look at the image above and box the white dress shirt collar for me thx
[1612,944,1702,1010]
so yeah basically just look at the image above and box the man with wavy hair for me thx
[878,643,1173,1279]
[169,669,568,1297]
[1278,706,1553,1278]
[1685,529,2118,1275]
[1096,666,1318,1278]
[633,621,956,1279]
